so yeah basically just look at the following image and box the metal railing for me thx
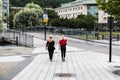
[0,29,34,47]
[23,26,120,41]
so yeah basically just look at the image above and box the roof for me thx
[56,0,97,9]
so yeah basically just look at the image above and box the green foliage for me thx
[76,14,97,30]
[115,16,120,27]
[10,0,75,8]
[51,18,62,27]
[46,9,60,25]
[67,18,76,28]
[0,3,3,31]
[51,14,96,30]
[0,21,3,31]
[96,0,120,27]
[47,10,59,19]
[96,0,120,16]
[13,3,43,28]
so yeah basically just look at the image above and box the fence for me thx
[0,29,34,47]
[16,26,120,41]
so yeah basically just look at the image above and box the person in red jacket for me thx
[59,35,67,62]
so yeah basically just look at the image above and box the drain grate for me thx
[113,70,120,75]
[54,73,76,77]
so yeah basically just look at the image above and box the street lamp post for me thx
[105,0,114,62]
[43,0,48,41]
[44,22,46,40]
[43,12,48,41]
[108,17,114,62]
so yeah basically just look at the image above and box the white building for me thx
[55,0,109,24]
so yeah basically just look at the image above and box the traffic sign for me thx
[43,12,48,23]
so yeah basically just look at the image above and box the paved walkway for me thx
[11,42,120,80]
[0,35,120,80]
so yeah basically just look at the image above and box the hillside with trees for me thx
[10,0,75,8]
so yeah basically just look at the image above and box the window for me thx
[104,17,107,21]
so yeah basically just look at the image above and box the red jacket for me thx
[59,39,67,46]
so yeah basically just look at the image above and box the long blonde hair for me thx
[60,35,66,40]
[48,35,53,42]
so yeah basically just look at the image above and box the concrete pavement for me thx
[11,45,120,80]
[1,36,120,80]
[10,37,120,80]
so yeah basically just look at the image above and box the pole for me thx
[108,17,114,62]
[44,23,46,40]
[43,0,47,41]
[43,0,45,40]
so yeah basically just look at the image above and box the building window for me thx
[75,7,77,10]
[104,12,107,15]
[81,6,83,9]
[104,17,107,21]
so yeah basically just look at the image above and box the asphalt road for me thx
[29,32,120,56]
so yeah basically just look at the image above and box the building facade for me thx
[2,0,9,19]
[55,0,109,24]
[2,0,9,29]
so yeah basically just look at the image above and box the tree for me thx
[10,0,75,8]
[13,3,43,28]
[51,18,61,27]
[115,15,120,27]
[46,9,60,26]
[76,14,96,31]
[96,0,120,27]
[0,3,3,31]
[9,9,20,29]
[96,0,120,16]
[52,14,96,30]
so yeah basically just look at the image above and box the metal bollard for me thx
[102,35,104,40]
[16,37,18,45]
[117,34,119,41]
[86,32,88,41]
[96,33,99,40]
[2,37,5,46]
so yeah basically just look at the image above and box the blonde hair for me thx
[48,35,53,42]
[60,35,65,40]
[49,35,53,39]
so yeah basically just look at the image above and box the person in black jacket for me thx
[46,35,55,62]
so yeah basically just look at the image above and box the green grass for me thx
[73,34,97,40]
[99,32,120,35]
[72,31,120,40]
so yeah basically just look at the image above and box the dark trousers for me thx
[61,46,66,59]
[48,49,54,60]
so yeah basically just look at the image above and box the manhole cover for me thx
[114,66,120,68]
[54,73,76,77]
[113,70,120,75]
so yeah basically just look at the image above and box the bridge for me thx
[0,29,34,47]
